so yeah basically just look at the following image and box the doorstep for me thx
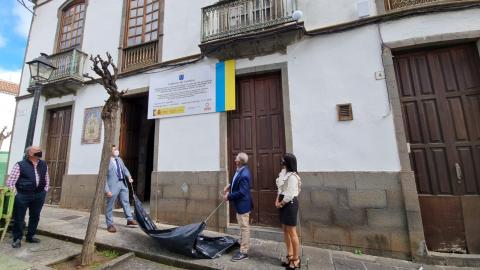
[421,251,480,268]
[226,225,283,242]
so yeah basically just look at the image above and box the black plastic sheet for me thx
[133,194,238,258]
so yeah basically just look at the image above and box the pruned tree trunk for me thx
[80,53,125,266]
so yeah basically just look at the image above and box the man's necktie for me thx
[115,159,123,180]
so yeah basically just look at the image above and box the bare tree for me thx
[0,127,12,150]
[80,53,125,266]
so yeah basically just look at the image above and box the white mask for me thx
[113,150,120,157]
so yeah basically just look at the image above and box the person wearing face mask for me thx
[7,146,49,248]
[105,145,138,233]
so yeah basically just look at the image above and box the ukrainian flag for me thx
[216,60,236,112]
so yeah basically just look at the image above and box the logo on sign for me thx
[204,102,211,112]
[179,74,185,81]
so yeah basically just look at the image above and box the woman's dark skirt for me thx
[278,194,299,226]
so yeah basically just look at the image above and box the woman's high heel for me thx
[286,257,301,270]
[281,254,293,267]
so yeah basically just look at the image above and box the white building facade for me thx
[9,0,480,261]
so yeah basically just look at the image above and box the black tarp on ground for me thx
[133,194,238,258]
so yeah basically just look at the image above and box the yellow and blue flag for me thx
[216,60,236,112]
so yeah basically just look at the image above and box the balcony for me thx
[30,48,88,98]
[122,41,159,72]
[200,0,303,59]
[384,0,466,11]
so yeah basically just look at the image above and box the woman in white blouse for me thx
[275,153,301,270]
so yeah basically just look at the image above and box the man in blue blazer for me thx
[105,145,138,233]
[223,152,253,261]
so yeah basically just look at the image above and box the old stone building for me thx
[7,0,480,263]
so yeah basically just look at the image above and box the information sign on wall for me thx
[148,60,235,119]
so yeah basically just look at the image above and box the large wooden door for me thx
[45,106,72,205]
[228,72,286,227]
[394,43,480,253]
[119,96,154,201]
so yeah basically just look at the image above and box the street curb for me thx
[45,252,81,267]
[98,252,135,270]
[36,229,219,270]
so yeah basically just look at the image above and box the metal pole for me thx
[24,82,42,149]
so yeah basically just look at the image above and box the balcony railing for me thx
[201,0,297,42]
[384,0,449,11]
[28,49,88,98]
[48,48,88,83]
[122,41,159,72]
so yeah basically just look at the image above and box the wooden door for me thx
[45,106,72,205]
[119,96,153,201]
[228,72,286,227]
[119,99,141,185]
[394,43,480,253]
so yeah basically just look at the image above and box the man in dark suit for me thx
[223,152,253,261]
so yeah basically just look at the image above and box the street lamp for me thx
[25,53,56,148]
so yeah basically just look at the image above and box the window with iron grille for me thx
[58,1,86,52]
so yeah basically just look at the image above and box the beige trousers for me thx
[236,212,250,254]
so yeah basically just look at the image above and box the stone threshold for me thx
[421,251,480,268]
[226,224,283,242]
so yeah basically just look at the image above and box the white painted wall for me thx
[162,0,214,62]
[81,0,123,64]
[287,25,400,171]
[8,98,33,170]
[235,53,287,70]
[0,93,17,151]
[299,0,378,31]
[380,9,480,45]
[157,112,220,171]
[66,85,108,175]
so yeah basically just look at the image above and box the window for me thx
[58,2,86,52]
[126,0,161,47]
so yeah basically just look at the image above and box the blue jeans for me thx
[12,191,46,241]
[105,181,133,226]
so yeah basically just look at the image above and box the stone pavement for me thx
[27,206,476,270]
[114,257,184,270]
[0,234,81,270]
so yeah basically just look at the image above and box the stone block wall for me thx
[150,171,228,231]
[60,174,98,210]
[299,172,411,259]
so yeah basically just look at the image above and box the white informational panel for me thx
[148,62,216,119]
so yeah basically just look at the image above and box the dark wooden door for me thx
[119,96,153,201]
[119,99,140,185]
[45,106,72,205]
[395,43,480,253]
[228,72,286,227]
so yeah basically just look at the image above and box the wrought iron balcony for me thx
[30,48,88,98]
[201,0,298,43]
[384,0,464,11]
[48,48,87,83]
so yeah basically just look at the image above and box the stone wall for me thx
[60,174,97,210]
[299,172,411,259]
[60,171,415,259]
[150,171,228,231]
